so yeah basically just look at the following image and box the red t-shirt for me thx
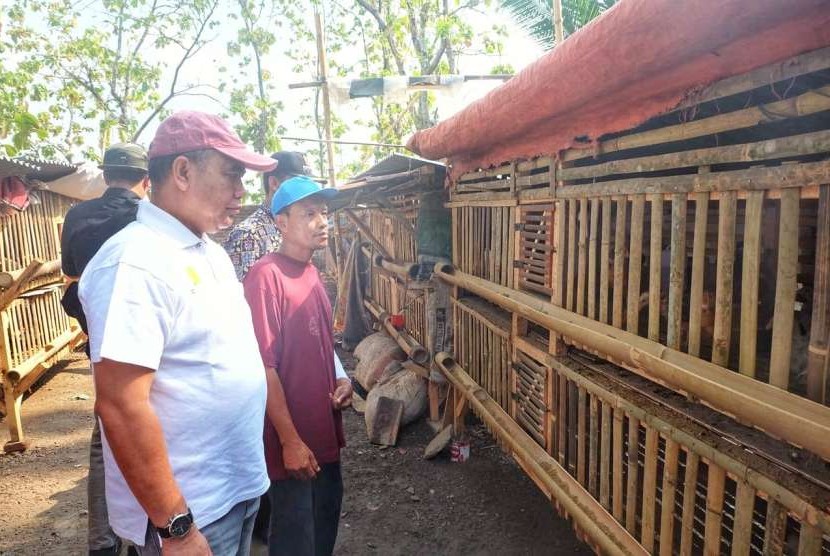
[243,253,345,480]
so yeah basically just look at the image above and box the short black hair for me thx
[148,149,212,186]
[103,167,147,187]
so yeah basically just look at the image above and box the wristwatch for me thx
[156,508,194,539]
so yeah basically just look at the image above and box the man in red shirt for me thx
[243,176,352,556]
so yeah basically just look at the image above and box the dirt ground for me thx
[0,350,589,555]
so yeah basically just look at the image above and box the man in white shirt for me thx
[79,111,277,555]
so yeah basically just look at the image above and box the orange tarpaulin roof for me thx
[406,0,830,179]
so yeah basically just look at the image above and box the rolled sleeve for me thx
[80,263,175,370]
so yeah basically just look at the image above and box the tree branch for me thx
[355,0,405,74]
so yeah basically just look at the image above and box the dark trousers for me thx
[268,462,343,556]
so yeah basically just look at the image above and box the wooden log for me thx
[600,401,611,510]
[679,451,700,556]
[703,465,725,556]
[599,198,612,325]
[640,427,659,552]
[0,260,46,312]
[8,326,81,390]
[667,194,687,350]
[739,191,764,377]
[770,188,800,389]
[625,416,640,535]
[577,199,588,316]
[587,199,599,320]
[613,197,627,329]
[648,195,663,342]
[712,191,736,367]
[562,85,830,163]
[688,192,709,357]
[731,480,755,556]
[0,258,62,289]
[433,352,647,556]
[627,195,645,335]
[807,185,829,403]
[658,439,680,556]
[612,407,624,521]
[432,265,830,462]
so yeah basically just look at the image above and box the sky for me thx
[13,0,545,183]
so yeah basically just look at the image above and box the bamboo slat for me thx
[688,192,709,357]
[807,185,829,403]
[577,386,587,485]
[588,394,599,497]
[612,407,624,521]
[712,191,736,367]
[613,197,627,329]
[770,189,800,389]
[731,480,756,556]
[567,200,577,312]
[739,191,764,377]
[588,199,600,320]
[703,465,726,556]
[763,499,787,555]
[797,523,823,556]
[627,195,645,335]
[659,439,680,556]
[679,451,700,556]
[625,416,640,535]
[648,195,663,342]
[667,194,687,350]
[600,198,612,325]
[600,401,611,510]
[577,199,589,316]
[640,427,659,552]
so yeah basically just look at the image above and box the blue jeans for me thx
[138,497,260,556]
[268,463,342,556]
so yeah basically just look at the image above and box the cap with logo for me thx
[98,143,149,172]
[270,175,338,216]
[148,111,277,172]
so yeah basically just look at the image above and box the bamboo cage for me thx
[438,46,830,554]
[0,190,82,451]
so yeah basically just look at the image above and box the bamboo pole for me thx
[364,298,429,365]
[434,352,647,556]
[600,401,611,510]
[551,0,564,45]
[431,265,830,461]
[667,194,686,350]
[613,197,627,329]
[703,465,725,555]
[658,439,680,556]
[648,195,663,342]
[588,199,599,320]
[567,200,577,312]
[577,386,587,485]
[679,451,700,556]
[739,191,764,377]
[0,258,62,289]
[807,185,829,403]
[770,189,800,389]
[763,499,787,555]
[625,416,640,535]
[612,407,624,521]
[627,195,645,334]
[640,427,659,552]
[588,394,599,497]
[600,198,612,325]
[688,192,709,357]
[731,480,755,556]
[343,209,391,260]
[712,191,736,367]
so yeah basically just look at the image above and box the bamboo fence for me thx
[438,46,830,554]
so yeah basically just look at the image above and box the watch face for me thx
[169,513,193,538]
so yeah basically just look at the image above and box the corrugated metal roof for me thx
[348,153,444,182]
[0,155,77,181]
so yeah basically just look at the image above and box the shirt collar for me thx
[137,200,205,249]
[102,187,141,201]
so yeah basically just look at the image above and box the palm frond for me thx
[499,0,616,50]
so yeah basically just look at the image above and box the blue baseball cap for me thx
[270,175,338,216]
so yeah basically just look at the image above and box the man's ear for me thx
[267,175,280,195]
[274,211,287,233]
[170,155,192,192]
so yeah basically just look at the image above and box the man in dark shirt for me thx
[60,142,150,556]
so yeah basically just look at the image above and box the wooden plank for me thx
[739,191,764,377]
[659,439,680,556]
[368,396,404,446]
[769,188,800,389]
[567,200,577,312]
[712,191,736,367]
[612,407,624,522]
[640,427,659,552]
[625,416,640,535]
[599,198,612,324]
[562,85,830,163]
[648,195,663,342]
[626,195,645,335]
[807,185,829,403]
[599,401,611,510]
[559,129,830,181]
[763,499,787,556]
[577,199,589,316]
[587,198,600,320]
[679,451,700,556]
[667,194,687,350]
[688,192,710,357]
[613,197,627,329]
[588,394,599,497]
[703,465,726,556]
[731,480,756,556]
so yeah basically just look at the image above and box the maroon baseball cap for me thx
[148,111,277,172]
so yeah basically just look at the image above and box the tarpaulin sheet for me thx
[406,0,830,179]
